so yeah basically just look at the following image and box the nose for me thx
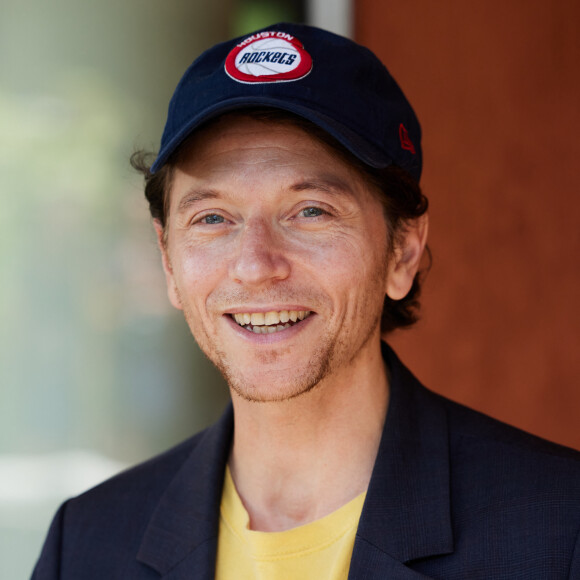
[229,218,291,286]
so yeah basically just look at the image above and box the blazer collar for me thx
[352,343,453,568]
[137,405,234,578]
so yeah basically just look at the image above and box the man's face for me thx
[157,115,396,402]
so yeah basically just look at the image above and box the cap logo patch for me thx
[399,123,416,154]
[225,31,313,84]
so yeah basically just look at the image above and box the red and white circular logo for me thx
[225,31,313,84]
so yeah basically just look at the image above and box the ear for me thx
[153,220,183,310]
[385,214,429,301]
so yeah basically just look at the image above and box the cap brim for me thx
[150,96,393,174]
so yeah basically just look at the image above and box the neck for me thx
[228,339,388,532]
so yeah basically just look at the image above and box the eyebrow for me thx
[176,189,220,214]
[289,177,356,199]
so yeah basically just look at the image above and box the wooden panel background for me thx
[356,1,580,449]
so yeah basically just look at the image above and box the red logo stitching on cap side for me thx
[399,123,416,154]
[225,31,313,84]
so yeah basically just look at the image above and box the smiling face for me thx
[156,115,417,403]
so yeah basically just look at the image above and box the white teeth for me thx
[264,311,280,325]
[232,310,311,333]
[250,312,265,325]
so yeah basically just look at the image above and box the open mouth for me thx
[230,310,312,334]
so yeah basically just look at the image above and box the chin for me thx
[216,347,333,404]
[229,379,320,403]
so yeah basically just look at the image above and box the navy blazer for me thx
[32,344,580,579]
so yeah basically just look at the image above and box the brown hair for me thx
[131,108,430,334]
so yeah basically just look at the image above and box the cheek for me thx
[171,243,226,305]
[303,224,388,284]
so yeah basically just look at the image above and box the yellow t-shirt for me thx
[216,467,366,580]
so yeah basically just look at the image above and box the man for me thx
[33,23,580,579]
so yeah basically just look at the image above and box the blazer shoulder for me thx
[65,429,204,517]
[436,390,580,463]
[33,406,234,579]
[73,402,233,508]
[385,342,580,465]
[31,430,209,579]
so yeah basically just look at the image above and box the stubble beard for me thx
[183,306,337,403]
[218,336,336,403]
[180,301,383,404]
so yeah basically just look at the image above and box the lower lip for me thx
[223,313,315,344]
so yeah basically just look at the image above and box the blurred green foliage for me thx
[233,0,305,36]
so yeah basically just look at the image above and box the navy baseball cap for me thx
[151,22,422,181]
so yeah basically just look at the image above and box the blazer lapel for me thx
[348,537,437,579]
[136,405,234,579]
[349,344,454,578]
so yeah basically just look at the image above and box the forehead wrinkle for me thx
[171,122,371,213]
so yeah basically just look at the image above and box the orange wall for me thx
[356,1,580,449]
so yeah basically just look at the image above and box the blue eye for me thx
[202,214,224,224]
[301,207,324,218]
